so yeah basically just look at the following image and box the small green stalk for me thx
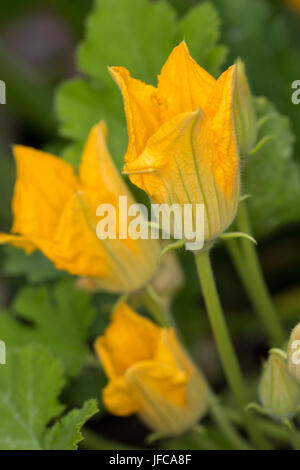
[141,284,171,326]
[142,282,255,450]
[194,249,272,449]
[227,201,286,346]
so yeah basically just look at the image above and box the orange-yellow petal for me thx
[157,41,216,121]
[53,187,157,292]
[155,329,197,377]
[44,190,109,279]
[125,361,188,434]
[123,110,202,205]
[78,120,160,291]
[124,66,239,241]
[109,66,161,167]
[124,110,222,240]
[102,375,139,416]
[79,121,131,199]
[94,304,160,379]
[204,65,239,200]
[0,234,35,254]
[11,145,78,239]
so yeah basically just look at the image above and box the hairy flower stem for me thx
[228,201,286,346]
[194,249,272,449]
[142,284,252,450]
[140,285,170,327]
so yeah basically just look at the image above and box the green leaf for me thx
[2,246,62,283]
[0,280,96,377]
[56,0,226,169]
[43,399,98,450]
[244,97,300,237]
[180,2,228,77]
[0,345,64,450]
[78,0,177,85]
[0,345,98,450]
[62,367,107,412]
[56,78,126,167]
[213,0,300,158]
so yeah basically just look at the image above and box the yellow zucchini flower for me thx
[0,122,160,293]
[110,41,240,243]
[95,303,207,436]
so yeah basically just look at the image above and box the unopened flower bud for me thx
[95,304,208,436]
[259,348,300,420]
[234,59,257,156]
[288,323,300,382]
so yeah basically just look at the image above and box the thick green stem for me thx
[230,201,286,346]
[194,249,272,449]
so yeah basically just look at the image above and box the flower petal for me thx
[94,304,160,379]
[0,234,35,254]
[123,110,203,206]
[205,65,239,201]
[124,64,240,241]
[79,121,131,198]
[44,189,109,279]
[109,66,161,165]
[157,41,216,121]
[11,145,78,240]
[124,110,224,240]
[125,361,188,434]
[155,329,197,377]
[102,376,139,416]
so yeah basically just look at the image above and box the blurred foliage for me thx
[0,345,98,450]
[0,0,93,36]
[56,0,227,168]
[212,0,300,158]
[0,280,96,377]
[56,0,300,240]
[245,97,300,238]
[2,246,62,283]
[0,0,300,450]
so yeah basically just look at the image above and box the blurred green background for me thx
[0,0,300,449]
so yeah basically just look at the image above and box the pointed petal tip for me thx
[172,40,190,53]
[12,144,42,164]
[108,65,130,86]
[90,120,108,140]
